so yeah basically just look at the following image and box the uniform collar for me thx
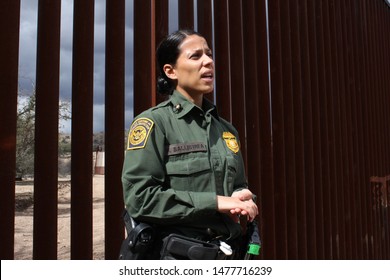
[169,90,219,120]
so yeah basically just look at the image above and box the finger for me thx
[232,189,253,201]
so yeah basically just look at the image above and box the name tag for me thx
[167,142,207,156]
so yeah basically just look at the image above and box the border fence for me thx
[1,0,389,260]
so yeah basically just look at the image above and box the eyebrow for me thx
[189,47,212,54]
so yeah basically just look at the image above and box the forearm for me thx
[123,179,217,224]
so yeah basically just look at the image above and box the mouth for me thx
[201,72,214,81]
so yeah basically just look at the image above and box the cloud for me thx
[18,0,38,92]
[59,0,73,102]
[93,104,105,132]
[60,0,74,52]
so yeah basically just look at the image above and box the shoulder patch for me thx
[127,118,154,150]
[223,131,240,153]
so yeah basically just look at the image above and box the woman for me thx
[121,29,258,259]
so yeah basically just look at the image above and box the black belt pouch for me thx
[160,234,219,260]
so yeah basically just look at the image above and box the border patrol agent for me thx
[120,29,258,260]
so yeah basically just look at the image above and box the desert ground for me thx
[14,175,105,260]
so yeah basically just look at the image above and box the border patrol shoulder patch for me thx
[127,118,154,150]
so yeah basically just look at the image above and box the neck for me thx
[176,89,203,107]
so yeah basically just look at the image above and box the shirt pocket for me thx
[165,154,212,191]
[225,154,238,193]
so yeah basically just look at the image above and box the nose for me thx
[202,54,214,67]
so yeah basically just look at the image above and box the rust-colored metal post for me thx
[323,0,341,259]
[105,0,125,260]
[197,0,214,103]
[0,0,20,260]
[339,0,354,260]
[254,0,276,260]
[228,1,246,159]
[354,0,371,259]
[307,0,325,259]
[361,0,376,259]
[315,0,333,260]
[241,0,260,257]
[345,0,361,259]
[178,0,194,30]
[299,0,317,259]
[241,0,273,260]
[373,0,389,258]
[291,0,310,260]
[71,0,95,260]
[288,0,308,260]
[213,0,231,120]
[133,0,167,114]
[197,0,213,49]
[267,0,289,260]
[33,0,61,259]
[134,0,156,115]
[280,0,300,259]
[155,0,169,105]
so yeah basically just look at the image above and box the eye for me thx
[205,47,213,57]
[189,49,213,60]
[189,52,202,60]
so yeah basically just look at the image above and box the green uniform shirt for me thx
[122,90,248,240]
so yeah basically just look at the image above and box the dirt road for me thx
[14,175,105,260]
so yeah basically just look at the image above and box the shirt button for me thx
[173,104,182,113]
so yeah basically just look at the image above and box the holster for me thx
[118,210,155,260]
[160,234,220,260]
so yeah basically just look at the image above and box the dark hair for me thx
[156,29,203,95]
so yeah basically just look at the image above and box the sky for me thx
[18,0,180,133]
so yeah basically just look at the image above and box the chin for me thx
[202,86,214,95]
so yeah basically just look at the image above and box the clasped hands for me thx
[217,189,259,223]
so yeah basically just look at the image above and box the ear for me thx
[163,64,177,80]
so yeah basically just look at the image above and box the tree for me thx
[16,93,35,178]
[16,90,71,178]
